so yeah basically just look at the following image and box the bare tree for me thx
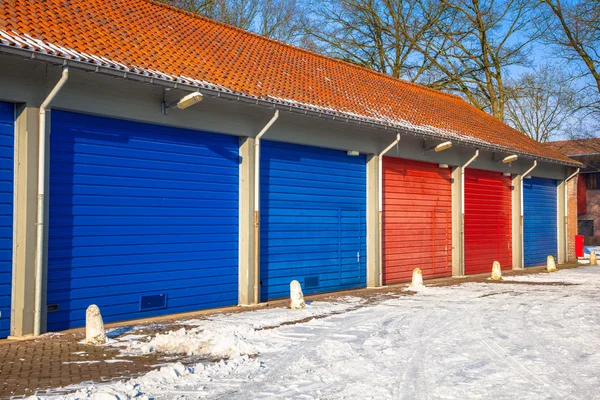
[536,0,600,130]
[505,65,580,142]
[302,0,436,79]
[158,0,213,14]
[158,0,306,43]
[304,0,538,120]
[538,0,600,101]
[413,0,538,120]
[257,0,308,43]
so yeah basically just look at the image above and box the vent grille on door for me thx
[304,276,319,288]
[140,294,167,311]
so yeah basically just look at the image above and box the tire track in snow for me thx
[377,295,467,399]
[511,297,582,395]
[465,300,575,400]
[396,307,440,399]
[557,302,600,347]
[506,281,600,396]
[216,307,388,399]
[574,302,600,344]
[243,301,426,399]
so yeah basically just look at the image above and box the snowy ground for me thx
[32,267,600,399]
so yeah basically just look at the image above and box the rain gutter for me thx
[0,44,581,168]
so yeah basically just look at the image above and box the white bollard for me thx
[85,304,107,345]
[590,252,597,266]
[290,280,306,309]
[410,268,424,288]
[491,261,502,281]
[547,255,557,272]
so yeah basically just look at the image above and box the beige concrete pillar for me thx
[557,179,566,264]
[512,175,523,270]
[451,166,464,276]
[566,171,577,261]
[10,105,41,337]
[238,137,257,305]
[366,154,380,287]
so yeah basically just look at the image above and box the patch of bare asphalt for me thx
[257,292,417,331]
[0,331,168,399]
[491,280,579,286]
[478,290,521,298]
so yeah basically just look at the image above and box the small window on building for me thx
[579,220,594,237]
[586,173,598,189]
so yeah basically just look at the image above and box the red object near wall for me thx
[382,157,452,284]
[578,174,586,214]
[575,235,584,258]
[464,169,512,275]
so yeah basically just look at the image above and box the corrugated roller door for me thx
[524,177,558,267]
[382,158,452,284]
[464,169,512,275]
[260,141,366,300]
[48,111,239,331]
[0,102,14,338]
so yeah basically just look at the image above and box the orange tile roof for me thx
[546,138,600,156]
[0,0,577,165]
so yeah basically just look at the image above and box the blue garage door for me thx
[48,111,239,331]
[260,141,366,300]
[0,102,14,338]
[524,177,558,267]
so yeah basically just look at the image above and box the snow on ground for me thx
[32,267,600,399]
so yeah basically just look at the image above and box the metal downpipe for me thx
[34,67,69,336]
[377,134,400,286]
[460,150,479,274]
[253,110,279,304]
[520,161,537,268]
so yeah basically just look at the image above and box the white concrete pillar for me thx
[410,268,424,288]
[491,261,503,280]
[84,304,106,344]
[547,255,557,272]
[290,280,306,309]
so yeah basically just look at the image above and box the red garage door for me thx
[383,158,452,284]
[464,169,512,275]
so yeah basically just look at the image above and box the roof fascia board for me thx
[0,43,581,167]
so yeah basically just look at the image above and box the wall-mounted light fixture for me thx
[347,150,360,156]
[502,155,518,164]
[162,91,203,114]
[438,163,449,169]
[424,140,453,154]
[492,153,519,164]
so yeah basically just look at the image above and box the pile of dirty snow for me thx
[108,296,365,359]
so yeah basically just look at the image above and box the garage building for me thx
[0,0,580,337]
